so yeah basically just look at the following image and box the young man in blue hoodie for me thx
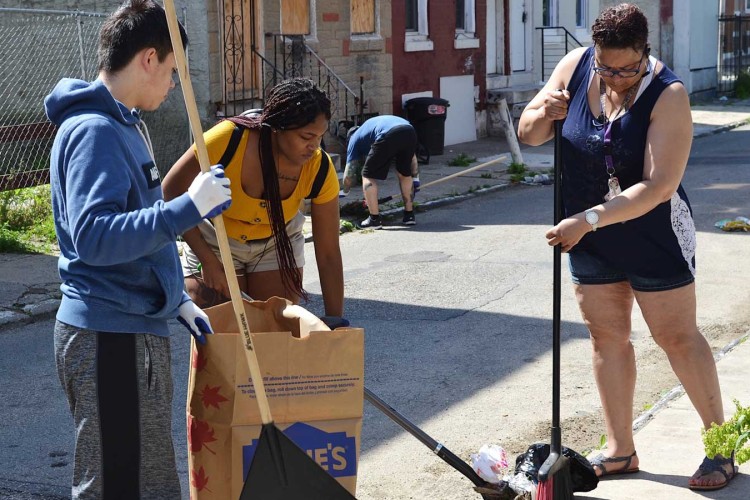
[44,1,231,498]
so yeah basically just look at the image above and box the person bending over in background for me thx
[163,78,344,321]
[44,1,231,498]
[342,115,420,229]
[518,3,735,491]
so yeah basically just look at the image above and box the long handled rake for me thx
[163,3,354,498]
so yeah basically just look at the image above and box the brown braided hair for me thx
[591,3,649,53]
[226,78,331,301]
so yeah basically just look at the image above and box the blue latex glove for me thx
[187,165,231,219]
[320,316,351,329]
[177,300,214,345]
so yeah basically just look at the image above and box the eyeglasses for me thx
[593,54,644,78]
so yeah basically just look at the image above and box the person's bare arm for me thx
[163,148,229,296]
[310,198,344,317]
[545,82,693,251]
[517,47,586,146]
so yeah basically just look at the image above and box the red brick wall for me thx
[391,0,487,116]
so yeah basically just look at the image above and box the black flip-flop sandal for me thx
[589,451,640,477]
[689,451,739,491]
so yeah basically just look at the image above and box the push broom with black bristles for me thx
[536,117,574,500]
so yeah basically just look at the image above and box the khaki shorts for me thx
[182,211,306,277]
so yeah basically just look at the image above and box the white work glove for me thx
[177,300,214,345]
[187,165,231,219]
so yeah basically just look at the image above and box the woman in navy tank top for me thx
[518,3,736,491]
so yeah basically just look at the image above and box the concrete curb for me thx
[693,118,750,139]
[0,299,60,328]
[631,331,750,434]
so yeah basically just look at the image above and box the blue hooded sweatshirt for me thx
[44,78,203,337]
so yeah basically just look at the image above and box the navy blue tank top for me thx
[562,47,696,279]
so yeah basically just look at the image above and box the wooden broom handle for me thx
[420,155,508,190]
[164,0,273,424]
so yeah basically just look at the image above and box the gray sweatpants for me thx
[54,321,181,500]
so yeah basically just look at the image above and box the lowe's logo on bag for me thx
[242,422,356,478]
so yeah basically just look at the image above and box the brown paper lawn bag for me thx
[186,297,364,498]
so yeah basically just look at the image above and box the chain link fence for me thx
[0,7,190,192]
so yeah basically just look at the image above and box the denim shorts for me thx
[568,249,694,292]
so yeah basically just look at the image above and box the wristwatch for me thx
[585,209,599,232]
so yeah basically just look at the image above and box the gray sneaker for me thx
[359,215,383,229]
[402,211,416,225]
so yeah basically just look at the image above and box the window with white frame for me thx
[745,0,750,12]
[455,0,479,49]
[405,0,432,52]
[576,0,587,28]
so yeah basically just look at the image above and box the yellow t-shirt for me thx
[197,120,339,241]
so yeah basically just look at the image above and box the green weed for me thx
[507,162,528,175]
[480,172,493,179]
[448,153,476,167]
[0,186,57,253]
[339,220,355,233]
[736,71,750,100]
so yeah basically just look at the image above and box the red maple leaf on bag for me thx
[200,384,229,409]
[192,349,208,372]
[188,416,217,455]
[191,466,212,492]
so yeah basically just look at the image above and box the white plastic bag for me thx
[470,444,509,484]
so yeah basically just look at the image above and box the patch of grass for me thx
[480,172,493,179]
[507,162,528,175]
[448,153,476,167]
[508,163,538,183]
[736,71,750,100]
[0,186,57,253]
[0,224,35,253]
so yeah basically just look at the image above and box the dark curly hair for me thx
[591,3,649,53]
[226,78,331,302]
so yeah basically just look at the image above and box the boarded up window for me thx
[351,0,375,34]
[281,0,309,34]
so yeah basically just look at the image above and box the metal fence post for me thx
[76,14,86,80]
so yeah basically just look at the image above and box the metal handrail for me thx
[265,33,365,143]
[304,45,358,98]
[536,26,586,81]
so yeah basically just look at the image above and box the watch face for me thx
[586,210,599,225]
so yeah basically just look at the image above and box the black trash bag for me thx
[515,443,599,493]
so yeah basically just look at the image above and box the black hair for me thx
[98,0,188,73]
[227,78,331,301]
[591,3,649,53]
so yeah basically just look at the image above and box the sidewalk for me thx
[1,99,749,499]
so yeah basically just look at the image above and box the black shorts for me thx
[361,124,417,180]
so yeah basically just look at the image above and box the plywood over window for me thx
[352,0,375,34]
[281,0,309,34]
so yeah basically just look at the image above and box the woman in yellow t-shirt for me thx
[162,78,343,318]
